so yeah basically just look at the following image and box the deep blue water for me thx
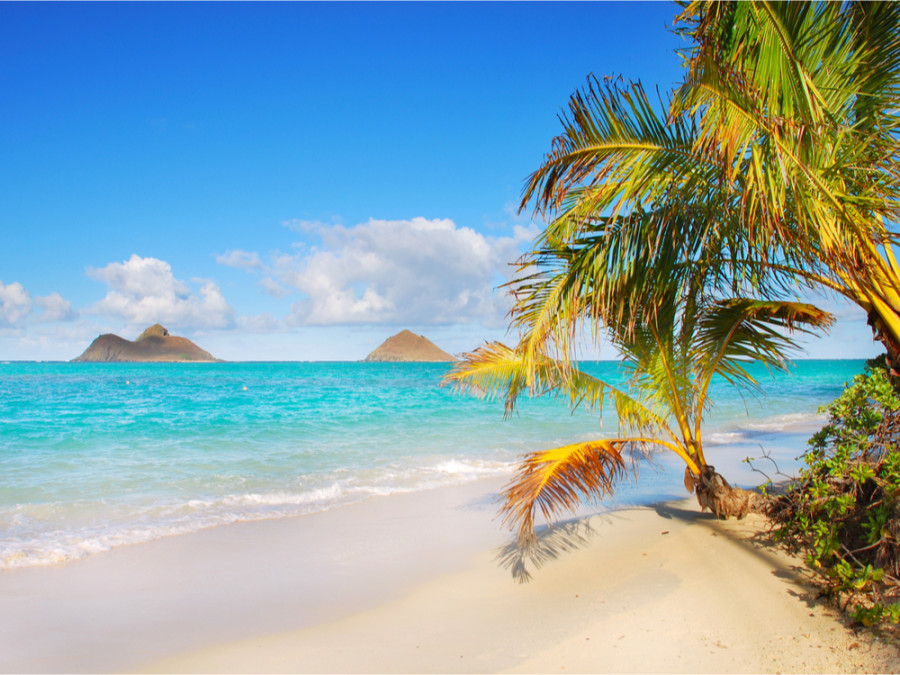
[0,359,865,568]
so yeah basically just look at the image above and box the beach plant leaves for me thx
[769,356,900,629]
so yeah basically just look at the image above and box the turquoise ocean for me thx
[1,359,866,569]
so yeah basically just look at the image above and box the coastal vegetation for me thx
[768,357,900,629]
[446,0,900,547]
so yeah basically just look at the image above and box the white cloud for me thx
[87,254,235,330]
[0,282,78,331]
[281,219,333,233]
[0,281,33,327]
[275,217,537,326]
[35,293,77,322]
[258,277,289,298]
[215,249,264,271]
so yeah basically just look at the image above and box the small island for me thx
[72,324,218,362]
[364,329,456,362]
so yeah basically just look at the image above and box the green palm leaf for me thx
[442,341,670,437]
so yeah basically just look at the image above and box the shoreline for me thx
[2,475,897,673]
[2,359,862,574]
[1,477,511,673]
[3,409,819,573]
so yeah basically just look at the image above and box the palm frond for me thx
[519,79,713,233]
[692,299,836,411]
[441,340,670,437]
[500,439,633,545]
[441,341,546,417]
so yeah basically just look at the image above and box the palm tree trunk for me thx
[693,465,759,519]
[868,310,900,376]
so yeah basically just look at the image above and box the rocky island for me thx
[364,330,456,362]
[72,324,218,362]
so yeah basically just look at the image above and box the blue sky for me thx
[0,1,880,361]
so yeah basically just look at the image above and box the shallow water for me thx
[0,359,865,568]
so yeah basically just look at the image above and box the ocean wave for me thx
[704,431,747,446]
[0,459,517,570]
[742,412,827,432]
[704,412,827,446]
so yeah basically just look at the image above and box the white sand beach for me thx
[1,476,896,674]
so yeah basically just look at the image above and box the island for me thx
[364,329,456,362]
[72,324,218,362]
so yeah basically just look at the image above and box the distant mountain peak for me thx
[364,330,456,362]
[137,323,170,340]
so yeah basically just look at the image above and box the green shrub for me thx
[769,356,900,629]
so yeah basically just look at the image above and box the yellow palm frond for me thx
[500,439,632,545]
[441,341,671,437]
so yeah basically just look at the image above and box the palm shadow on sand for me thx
[495,499,807,587]
[656,500,820,607]
[495,516,599,583]
[493,505,685,583]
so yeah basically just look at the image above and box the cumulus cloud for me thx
[87,254,235,329]
[0,282,77,328]
[35,293,77,322]
[0,281,33,327]
[276,217,536,326]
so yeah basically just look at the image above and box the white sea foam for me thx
[221,485,346,507]
[704,412,827,446]
[0,460,517,570]
[742,411,826,432]
[431,458,514,477]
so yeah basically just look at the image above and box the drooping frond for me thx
[695,299,834,376]
[691,299,836,424]
[500,439,632,545]
[505,206,818,376]
[503,247,595,374]
[441,341,671,437]
[441,341,536,416]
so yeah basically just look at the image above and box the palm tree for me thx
[445,0,887,544]
[520,1,900,371]
[444,233,833,542]
[678,0,900,368]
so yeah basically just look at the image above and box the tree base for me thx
[693,465,759,519]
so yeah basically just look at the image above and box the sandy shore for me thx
[1,476,897,674]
